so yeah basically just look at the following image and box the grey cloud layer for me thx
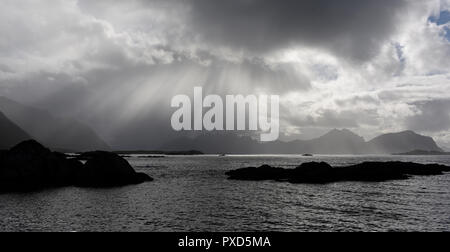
[78,0,409,62]
[187,0,408,62]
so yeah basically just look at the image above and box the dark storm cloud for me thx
[78,0,409,62]
[187,0,408,62]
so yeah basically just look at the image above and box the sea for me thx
[0,155,449,232]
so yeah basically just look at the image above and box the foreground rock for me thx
[226,162,450,184]
[75,151,153,187]
[0,140,153,192]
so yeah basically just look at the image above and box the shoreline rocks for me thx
[0,140,153,193]
[226,162,450,184]
[74,151,153,187]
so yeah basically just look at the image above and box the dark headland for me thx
[0,140,153,193]
[226,162,450,184]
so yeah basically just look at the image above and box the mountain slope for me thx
[0,111,31,149]
[305,129,367,154]
[0,97,110,152]
[367,131,443,154]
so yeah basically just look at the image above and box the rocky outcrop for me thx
[226,165,287,181]
[226,162,450,184]
[74,151,153,187]
[0,140,82,192]
[0,140,153,192]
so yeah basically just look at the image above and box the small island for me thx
[226,162,450,184]
[0,140,153,193]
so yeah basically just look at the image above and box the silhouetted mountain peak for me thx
[319,129,365,142]
[9,140,50,156]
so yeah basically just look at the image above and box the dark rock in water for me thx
[75,151,153,187]
[226,165,287,181]
[0,140,82,192]
[289,162,336,183]
[226,161,450,184]
[0,141,153,192]
[338,162,450,180]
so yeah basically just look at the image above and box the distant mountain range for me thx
[0,96,445,155]
[0,97,110,152]
[162,129,444,155]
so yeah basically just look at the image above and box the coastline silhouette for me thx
[0,140,153,193]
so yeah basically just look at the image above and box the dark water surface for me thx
[0,155,449,232]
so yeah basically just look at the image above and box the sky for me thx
[0,0,449,149]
